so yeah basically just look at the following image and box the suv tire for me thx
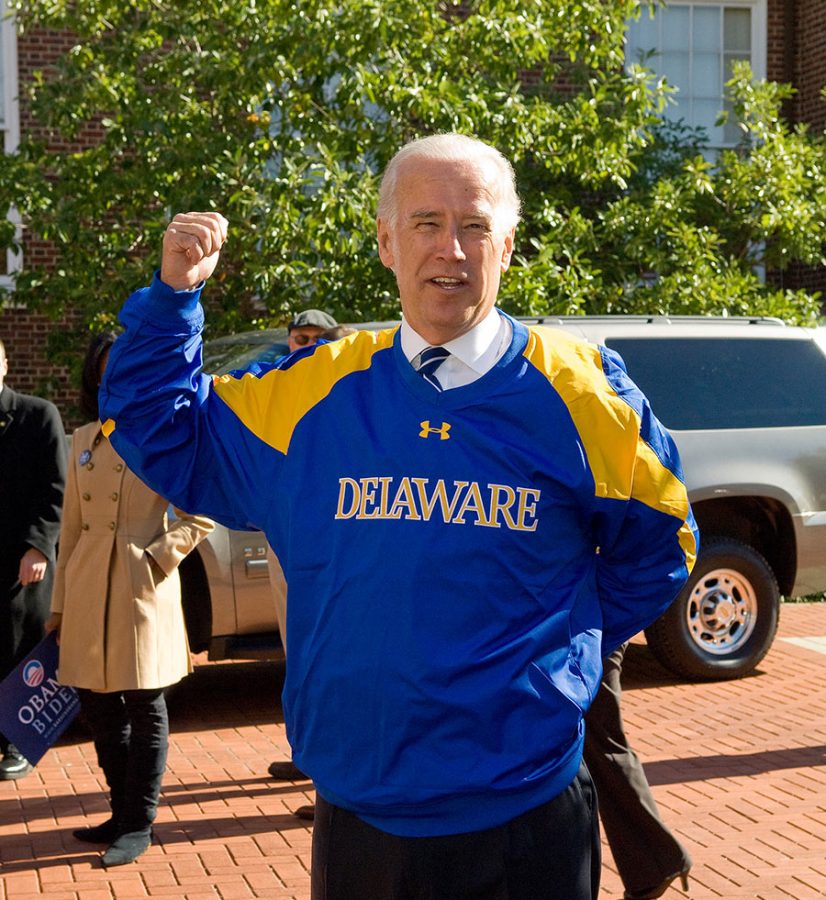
[644,537,780,680]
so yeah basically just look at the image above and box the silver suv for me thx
[178,315,826,680]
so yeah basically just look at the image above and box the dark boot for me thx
[75,690,130,842]
[268,759,309,780]
[73,819,121,844]
[101,689,168,865]
[119,689,168,831]
[74,720,129,843]
[101,828,153,867]
[0,743,33,781]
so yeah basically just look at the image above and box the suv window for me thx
[607,337,826,430]
[202,334,289,375]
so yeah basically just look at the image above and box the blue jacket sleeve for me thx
[99,273,280,532]
[592,346,699,653]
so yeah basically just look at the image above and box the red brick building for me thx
[1,23,81,411]
[1,1,824,414]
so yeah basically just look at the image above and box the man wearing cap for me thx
[287,309,338,353]
[269,307,337,818]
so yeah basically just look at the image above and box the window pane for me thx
[662,6,691,51]
[661,54,690,92]
[693,6,721,51]
[606,338,826,430]
[722,98,741,143]
[663,99,688,125]
[693,51,721,97]
[724,51,750,82]
[628,11,658,53]
[724,8,751,52]
[693,98,722,132]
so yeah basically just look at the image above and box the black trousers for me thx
[583,645,690,895]
[311,762,600,900]
[77,687,169,833]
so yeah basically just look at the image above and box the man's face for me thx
[288,326,325,353]
[376,156,515,346]
[0,348,6,390]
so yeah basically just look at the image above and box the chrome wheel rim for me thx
[685,567,758,656]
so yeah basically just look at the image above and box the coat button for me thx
[109,522,116,530]
[86,462,95,470]
[83,493,91,501]
[81,523,90,530]
[115,463,124,472]
[111,492,119,501]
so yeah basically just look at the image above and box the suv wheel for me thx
[644,537,780,680]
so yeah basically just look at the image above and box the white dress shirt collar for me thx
[400,306,510,390]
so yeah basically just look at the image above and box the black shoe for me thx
[294,803,315,821]
[267,760,309,781]
[623,865,691,899]
[73,818,120,844]
[0,745,33,781]
[101,829,152,867]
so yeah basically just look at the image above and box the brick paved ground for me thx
[2,601,825,899]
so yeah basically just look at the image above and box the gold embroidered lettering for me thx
[452,481,492,526]
[388,477,421,520]
[378,476,394,518]
[515,487,541,532]
[412,478,469,522]
[335,475,541,531]
[335,477,361,519]
[487,484,518,530]
[358,477,381,518]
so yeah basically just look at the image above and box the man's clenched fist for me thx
[160,211,229,292]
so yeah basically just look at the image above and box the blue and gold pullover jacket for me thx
[101,274,697,837]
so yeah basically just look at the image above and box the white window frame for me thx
[1,0,22,291]
[627,0,768,147]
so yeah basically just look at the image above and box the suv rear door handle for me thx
[245,559,270,578]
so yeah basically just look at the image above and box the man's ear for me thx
[376,218,396,270]
[500,227,515,273]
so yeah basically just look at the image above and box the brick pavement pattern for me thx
[2,601,825,899]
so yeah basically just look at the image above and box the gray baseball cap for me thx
[288,309,338,331]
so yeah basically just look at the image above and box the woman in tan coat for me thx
[46,332,213,867]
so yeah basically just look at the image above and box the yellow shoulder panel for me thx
[522,326,693,561]
[212,327,397,454]
[634,439,698,570]
[523,327,638,501]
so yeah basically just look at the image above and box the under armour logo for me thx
[419,420,451,440]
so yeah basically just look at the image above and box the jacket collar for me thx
[0,384,15,413]
[0,385,15,436]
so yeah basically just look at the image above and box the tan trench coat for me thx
[51,422,214,692]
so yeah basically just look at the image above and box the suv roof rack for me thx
[520,314,787,326]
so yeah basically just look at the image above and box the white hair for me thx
[377,133,522,232]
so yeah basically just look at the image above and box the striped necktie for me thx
[415,346,451,392]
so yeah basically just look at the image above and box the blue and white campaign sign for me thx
[0,632,80,765]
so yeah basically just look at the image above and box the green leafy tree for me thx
[1,0,824,361]
[592,64,826,322]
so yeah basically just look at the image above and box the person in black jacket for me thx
[0,337,67,780]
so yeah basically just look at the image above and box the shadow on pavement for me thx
[0,810,308,873]
[619,641,770,689]
[166,658,286,731]
[47,658,287,749]
[644,743,826,785]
